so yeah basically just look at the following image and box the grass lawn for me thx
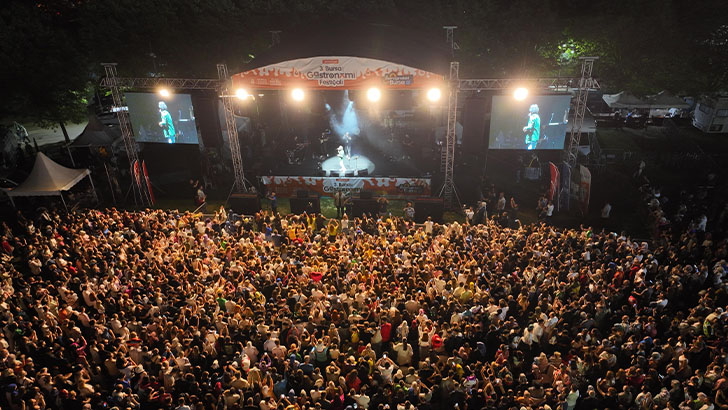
[149,196,466,223]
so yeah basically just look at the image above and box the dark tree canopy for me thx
[1,0,726,125]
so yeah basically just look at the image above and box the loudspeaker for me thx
[359,190,373,200]
[351,198,379,217]
[228,193,260,215]
[462,95,490,152]
[414,198,444,223]
[290,197,320,214]
[296,190,309,198]
[190,93,223,148]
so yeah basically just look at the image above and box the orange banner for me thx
[233,57,445,90]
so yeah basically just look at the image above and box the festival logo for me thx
[395,181,426,195]
[383,72,414,86]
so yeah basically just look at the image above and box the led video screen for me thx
[488,94,571,150]
[126,92,199,144]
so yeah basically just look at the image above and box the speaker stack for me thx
[228,193,261,215]
[290,191,321,214]
[414,197,444,223]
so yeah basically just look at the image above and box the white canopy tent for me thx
[4,152,96,209]
[646,91,690,109]
[602,91,652,109]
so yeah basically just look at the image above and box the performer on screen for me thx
[158,101,176,144]
[523,103,540,150]
[342,132,352,159]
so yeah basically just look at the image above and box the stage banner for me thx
[548,162,560,202]
[578,165,592,214]
[142,161,155,205]
[261,176,431,198]
[232,57,444,90]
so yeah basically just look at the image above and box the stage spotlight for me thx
[367,87,381,102]
[427,88,441,102]
[291,88,305,102]
[514,87,529,101]
[235,89,249,100]
[158,88,171,98]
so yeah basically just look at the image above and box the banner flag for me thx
[548,162,560,202]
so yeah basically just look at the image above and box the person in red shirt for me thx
[380,321,392,345]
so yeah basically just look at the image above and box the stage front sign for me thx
[261,176,431,198]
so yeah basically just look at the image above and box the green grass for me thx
[148,195,465,223]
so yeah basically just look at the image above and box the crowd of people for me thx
[1,205,728,410]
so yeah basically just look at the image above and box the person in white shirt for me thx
[546,201,555,218]
[354,388,371,409]
[377,356,396,383]
[424,217,434,235]
[565,385,580,410]
[393,341,413,366]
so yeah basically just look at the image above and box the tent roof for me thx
[70,115,119,147]
[602,91,651,109]
[6,152,90,197]
[242,22,450,76]
[646,90,690,109]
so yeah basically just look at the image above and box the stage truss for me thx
[99,64,248,204]
[103,56,596,210]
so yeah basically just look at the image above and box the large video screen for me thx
[489,94,571,150]
[126,92,199,144]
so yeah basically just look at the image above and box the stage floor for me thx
[321,155,375,176]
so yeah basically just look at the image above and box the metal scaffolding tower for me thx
[561,56,598,211]
[439,62,460,208]
[101,63,152,207]
[566,57,598,169]
[217,64,248,193]
[443,26,459,56]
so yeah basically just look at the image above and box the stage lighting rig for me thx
[292,88,305,102]
[158,88,171,98]
[367,87,382,102]
[427,88,442,102]
[235,89,250,100]
[514,87,528,101]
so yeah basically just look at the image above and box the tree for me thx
[0,1,90,143]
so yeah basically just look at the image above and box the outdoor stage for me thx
[320,154,375,176]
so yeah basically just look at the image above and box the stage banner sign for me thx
[232,57,444,90]
[548,162,560,202]
[578,165,592,214]
[261,176,431,198]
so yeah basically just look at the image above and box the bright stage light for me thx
[158,88,171,98]
[235,88,249,100]
[514,87,529,101]
[291,88,305,102]
[366,87,381,102]
[427,88,441,102]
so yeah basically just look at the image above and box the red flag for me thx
[142,161,155,205]
[548,162,560,201]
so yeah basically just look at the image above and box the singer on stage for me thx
[342,132,352,159]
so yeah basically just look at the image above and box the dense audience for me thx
[1,206,728,410]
